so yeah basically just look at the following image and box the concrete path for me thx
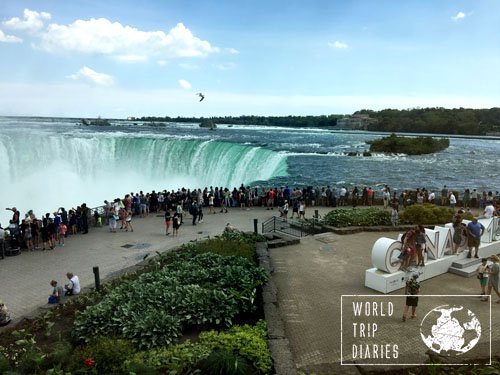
[270,231,500,374]
[0,205,332,326]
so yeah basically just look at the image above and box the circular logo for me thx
[420,304,481,356]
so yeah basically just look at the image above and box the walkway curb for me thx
[257,242,297,375]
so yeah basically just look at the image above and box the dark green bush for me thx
[199,320,272,374]
[124,321,272,374]
[198,349,251,375]
[367,133,449,155]
[323,208,391,227]
[126,341,211,374]
[73,252,267,349]
[399,204,455,225]
[69,337,136,374]
[195,237,256,263]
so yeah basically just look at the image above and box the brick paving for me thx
[0,206,292,326]
[269,231,500,374]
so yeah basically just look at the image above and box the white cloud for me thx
[0,29,22,43]
[452,11,466,21]
[178,79,192,89]
[3,8,51,32]
[214,62,236,70]
[224,47,239,55]
[36,17,219,61]
[114,54,148,63]
[179,62,200,69]
[328,41,348,49]
[67,66,114,86]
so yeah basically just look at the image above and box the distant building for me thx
[127,116,136,121]
[336,114,377,130]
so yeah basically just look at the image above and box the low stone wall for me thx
[256,242,297,375]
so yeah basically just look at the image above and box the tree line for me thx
[356,107,500,135]
[139,107,500,135]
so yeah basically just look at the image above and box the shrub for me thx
[198,349,251,375]
[199,320,272,374]
[73,251,267,349]
[367,133,449,155]
[400,204,455,225]
[323,208,391,227]
[124,321,272,374]
[195,237,256,263]
[69,337,136,374]
[126,340,211,374]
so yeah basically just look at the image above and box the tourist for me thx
[125,211,134,232]
[164,208,172,235]
[351,186,359,208]
[481,255,500,303]
[172,212,180,237]
[208,194,215,214]
[282,200,289,222]
[428,191,436,204]
[477,258,489,298]
[401,228,416,271]
[449,192,457,209]
[48,280,63,304]
[190,201,199,225]
[452,210,465,255]
[176,200,184,225]
[482,201,495,219]
[415,225,426,267]
[382,188,390,209]
[58,221,67,246]
[0,299,11,326]
[108,203,117,233]
[391,204,399,227]
[402,272,420,322]
[197,200,204,223]
[441,185,448,206]
[466,217,485,258]
[298,200,306,220]
[470,189,479,208]
[462,189,471,208]
[64,272,81,296]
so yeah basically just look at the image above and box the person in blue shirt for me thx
[467,217,485,258]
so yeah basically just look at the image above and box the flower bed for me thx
[0,231,272,374]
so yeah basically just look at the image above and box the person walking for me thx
[481,255,500,303]
[466,217,485,258]
[477,258,489,298]
[164,208,172,235]
[402,272,420,322]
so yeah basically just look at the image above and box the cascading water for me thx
[0,130,288,223]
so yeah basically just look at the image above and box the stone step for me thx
[450,257,482,269]
[264,233,301,248]
[448,263,481,278]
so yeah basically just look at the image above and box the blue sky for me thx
[1,0,499,118]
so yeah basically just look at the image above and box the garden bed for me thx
[0,231,273,374]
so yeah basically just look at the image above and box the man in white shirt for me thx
[482,202,494,219]
[64,272,81,296]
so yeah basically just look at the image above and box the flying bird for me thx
[196,92,205,102]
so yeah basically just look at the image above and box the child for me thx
[477,258,489,297]
[402,272,420,322]
[172,212,180,237]
[125,212,133,232]
[391,203,399,227]
[48,280,63,304]
[58,223,67,246]
[0,299,11,326]
[164,209,172,235]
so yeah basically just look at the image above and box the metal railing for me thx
[262,216,323,237]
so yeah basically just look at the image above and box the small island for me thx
[366,133,449,155]
[199,119,217,130]
[81,118,111,126]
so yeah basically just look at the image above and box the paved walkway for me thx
[0,206,333,326]
[270,232,500,374]
[2,204,497,374]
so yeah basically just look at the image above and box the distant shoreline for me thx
[1,115,500,140]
